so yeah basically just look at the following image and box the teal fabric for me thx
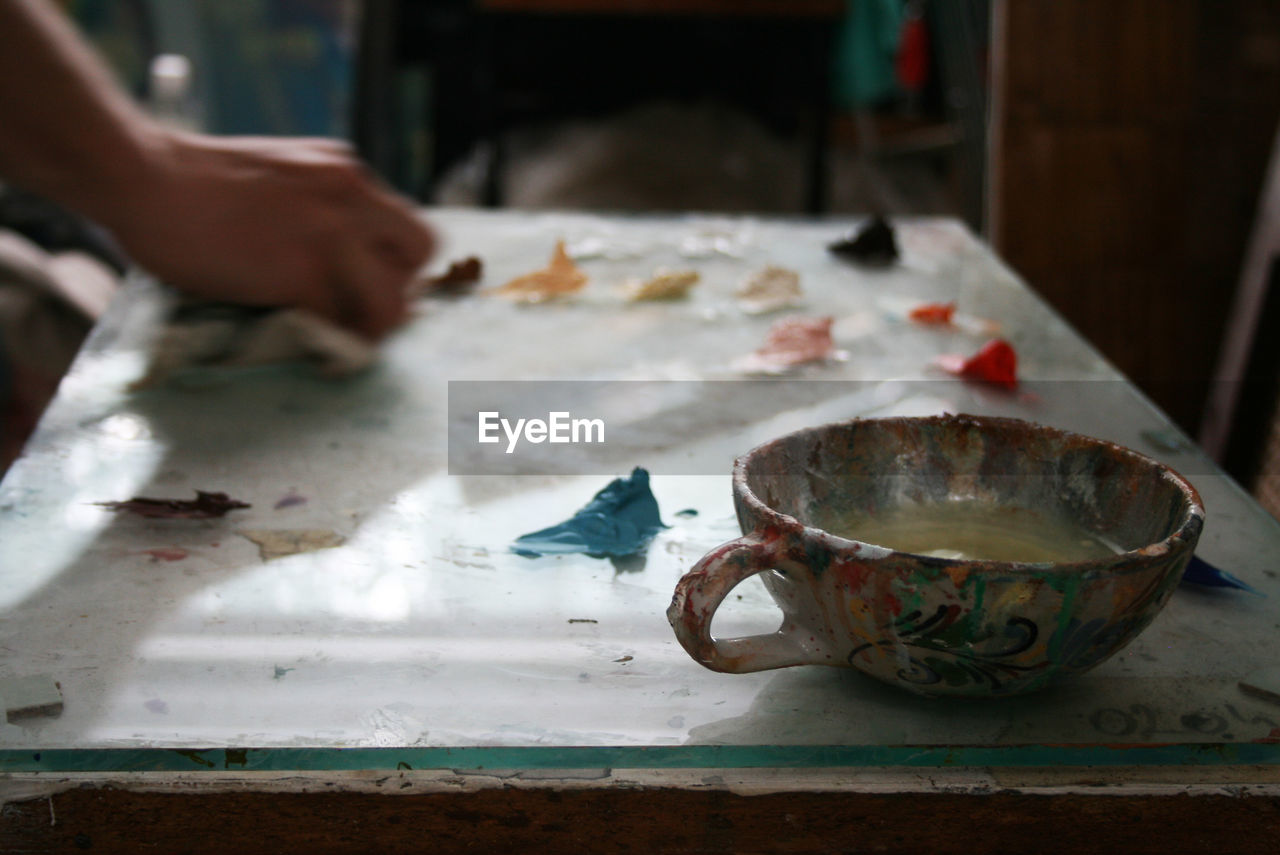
[832,0,904,109]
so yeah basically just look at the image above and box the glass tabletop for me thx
[2,210,1277,774]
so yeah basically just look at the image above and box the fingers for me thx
[220,134,434,270]
[145,132,432,341]
[325,180,433,339]
[329,238,415,341]
[217,135,354,160]
[279,155,431,339]
[361,189,436,270]
[275,147,432,338]
[301,147,435,270]
[284,142,437,272]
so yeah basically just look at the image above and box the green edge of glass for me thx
[3,742,1278,773]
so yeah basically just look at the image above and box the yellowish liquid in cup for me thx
[818,502,1122,563]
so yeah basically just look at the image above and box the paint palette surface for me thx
[0,210,1276,773]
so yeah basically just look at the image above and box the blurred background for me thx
[5,0,1280,519]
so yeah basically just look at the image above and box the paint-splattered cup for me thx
[667,414,1204,697]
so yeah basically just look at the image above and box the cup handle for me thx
[667,532,815,673]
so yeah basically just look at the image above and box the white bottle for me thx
[148,53,199,132]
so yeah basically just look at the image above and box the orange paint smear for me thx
[944,565,971,588]
[909,302,956,325]
[495,240,587,303]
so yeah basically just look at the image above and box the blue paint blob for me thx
[1182,555,1263,596]
[512,468,666,559]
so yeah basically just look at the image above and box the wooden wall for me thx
[989,0,1280,433]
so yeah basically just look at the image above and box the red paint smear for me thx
[838,560,874,590]
[908,302,956,325]
[883,591,903,616]
[938,338,1018,390]
[143,548,188,562]
[752,316,837,368]
[759,524,793,553]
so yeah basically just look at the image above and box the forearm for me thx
[0,0,162,225]
[0,0,431,338]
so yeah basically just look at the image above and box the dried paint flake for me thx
[419,256,483,296]
[238,528,345,561]
[274,491,307,510]
[908,302,956,325]
[828,215,899,267]
[1,675,63,722]
[496,240,587,303]
[737,316,841,374]
[623,268,700,302]
[936,338,1019,390]
[566,236,643,261]
[142,547,189,562]
[1239,667,1280,706]
[98,491,250,519]
[678,227,752,259]
[1141,428,1191,454]
[736,265,802,315]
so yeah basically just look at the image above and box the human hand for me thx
[100,131,434,340]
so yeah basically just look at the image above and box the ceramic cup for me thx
[667,414,1204,697]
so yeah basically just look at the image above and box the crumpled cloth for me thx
[131,300,377,389]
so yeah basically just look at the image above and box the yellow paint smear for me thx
[623,269,700,301]
[239,529,346,562]
[496,240,588,303]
